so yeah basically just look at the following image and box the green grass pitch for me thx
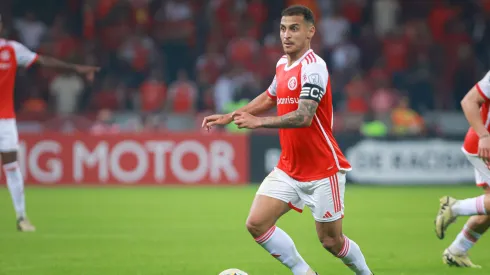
[0,184,488,275]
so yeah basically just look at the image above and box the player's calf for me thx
[246,195,312,275]
[316,220,372,275]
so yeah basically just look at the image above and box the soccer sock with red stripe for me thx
[448,224,482,255]
[451,195,487,216]
[336,236,372,275]
[255,225,311,275]
[3,162,26,219]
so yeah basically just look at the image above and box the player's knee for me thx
[245,217,269,238]
[320,235,343,255]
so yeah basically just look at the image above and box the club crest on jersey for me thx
[0,50,10,61]
[288,76,297,90]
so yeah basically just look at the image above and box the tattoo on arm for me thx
[37,56,78,70]
[261,99,318,128]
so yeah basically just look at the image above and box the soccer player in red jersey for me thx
[0,15,99,231]
[435,70,490,268]
[203,5,373,275]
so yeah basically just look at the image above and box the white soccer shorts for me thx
[465,153,490,188]
[256,167,346,222]
[0,119,19,152]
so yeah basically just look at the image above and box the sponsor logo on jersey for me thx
[277,96,299,105]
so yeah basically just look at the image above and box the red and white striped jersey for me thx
[0,39,38,119]
[267,49,351,181]
[463,70,490,155]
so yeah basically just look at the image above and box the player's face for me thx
[280,15,314,55]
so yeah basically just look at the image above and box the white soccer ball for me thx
[218,268,248,275]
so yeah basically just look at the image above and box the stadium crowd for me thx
[3,0,490,134]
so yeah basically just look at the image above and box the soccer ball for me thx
[218,268,248,275]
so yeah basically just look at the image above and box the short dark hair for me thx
[281,5,315,25]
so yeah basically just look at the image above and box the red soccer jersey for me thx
[267,49,351,181]
[463,71,490,155]
[0,39,38,119]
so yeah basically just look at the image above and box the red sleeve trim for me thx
[266,90,277,100]
[476,83,490,102]
[26,54,39,68]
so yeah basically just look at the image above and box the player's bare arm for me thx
[461,85,490,160]
[202,91,276,130]
[256,99,318,128]
[36,56,100,81]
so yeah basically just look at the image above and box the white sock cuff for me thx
[476,195,487,215]
[3,161,19,171]
[336,235,350,258]
[255,225,277,244]
[462,225,482,241]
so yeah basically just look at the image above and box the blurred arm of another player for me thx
[202,90,276,131]
[35,56,100,82]
[461,79,490,160]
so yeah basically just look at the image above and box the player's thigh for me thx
[466,154,490,188]
[249,170,302,227]
[0,119,19,164]
[301,172,346,223]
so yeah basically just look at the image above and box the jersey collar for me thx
[284,49,313,71]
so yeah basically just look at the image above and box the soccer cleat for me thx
[442,249,481,268]
[435,196,457,239]
[17,217,36,232]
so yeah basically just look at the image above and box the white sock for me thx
[451,195,487,216]
[255,226,311,275]
[3,162,26,219]
[448,224,481,255]
[337,236,372,275]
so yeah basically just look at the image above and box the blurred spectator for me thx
[372,0,400,37]
[391,96,425,136]
[21,88,47,114]
[318,8,349,61]
[90,109,120,135]
[14,11,46,50]
[405,53,434,113]
[165,69,198,114]
[139,68,167,113]
[343,74,370,115]
[155,0,195,82]
[49,71,85,114]
[196,41,226,85]
[382,28,408,89]
[118,26,157,88]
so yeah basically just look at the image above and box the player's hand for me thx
[75,65,100,82]
[232,111,262,129]
[202,114,233,131]
[478,134,490,161]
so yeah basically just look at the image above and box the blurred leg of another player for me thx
[1,120,35,232]
[247,169,372,275]
[434,154,490,268]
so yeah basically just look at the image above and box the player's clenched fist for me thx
[232,111,262,129]
[201,114,233,131]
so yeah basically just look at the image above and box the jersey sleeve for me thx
[299,62,329,103]
[267,75,277,99]
[11,41,38,68]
